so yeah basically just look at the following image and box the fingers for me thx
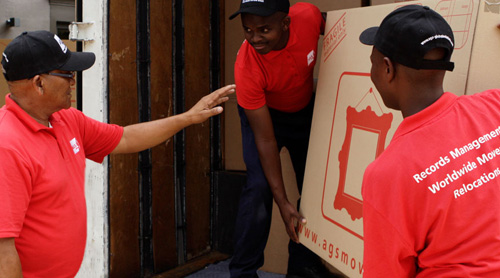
[186,84,235,125]
[209,96,230,108]
[208,106,223,115]
[292,215,307,243]
[203,84,236,110]
[212,84,236,99]
[288,213,306,243]
[299,216,307,225]
[219,84,236,92]
[287,222,299,243]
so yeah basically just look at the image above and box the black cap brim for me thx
[60,51,96,72]
[229,6,277,20]
[359,26,378,45]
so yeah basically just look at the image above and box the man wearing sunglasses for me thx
[0,30,235,278]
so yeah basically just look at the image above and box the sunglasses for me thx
[47,71,76,79]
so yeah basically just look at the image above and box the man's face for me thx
[241,12,289,55]
[41,70,76,111]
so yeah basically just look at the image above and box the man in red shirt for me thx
[229,1,338,277]
[360,5,500,277]
[0,30,235,278]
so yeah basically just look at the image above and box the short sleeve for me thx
[234,55,267,110]
[69,109,123,163]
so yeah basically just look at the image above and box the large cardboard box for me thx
[298,0,500,277]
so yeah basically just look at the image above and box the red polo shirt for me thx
[363,91,500,277]
[235,2,325,112]
[0,94,123,278]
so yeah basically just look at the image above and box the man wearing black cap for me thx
[0,30,234,278]
[229,1,338,278]
[360,5,500,277]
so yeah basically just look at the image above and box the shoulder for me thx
[52,108,101,137]
[0,108,24,140]
[455,89,500,111]
[469,89,500,101]
[0,107,10,127]
[53,107,86,123]
[235,41,264,77]
[363,140,412,191]
[0,110,30,159]
[235,40,263,71]
[289,3,324,36]
[235,40,252,67]
[290,2,322,20]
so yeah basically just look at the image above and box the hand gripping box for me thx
[298,0,500,277]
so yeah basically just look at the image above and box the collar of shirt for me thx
[4,93,61,132]
[393,92,457,141]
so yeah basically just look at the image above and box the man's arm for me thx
[0,238,22,278]
[112,84,235,154]
[244,105,305,243]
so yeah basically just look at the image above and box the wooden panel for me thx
[184,0,212,260]
[219,0,227,168]
[150,0,177,273]
[0,40,8,107]
[108,0,140,276]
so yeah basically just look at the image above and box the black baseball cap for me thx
[229,0,290,20]
[1,30,96,81]
[359,5,455,71]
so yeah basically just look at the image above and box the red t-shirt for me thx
[0,95,123,278]
[362,91,500,277]
[234,2,325,113]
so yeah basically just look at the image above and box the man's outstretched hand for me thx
[186,84,236,124]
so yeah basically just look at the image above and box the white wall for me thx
[49,0,76,34]
[0,0,50,38]
[76,0,109,276]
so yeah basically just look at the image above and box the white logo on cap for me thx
[421,34,454,47]
[242,0,264,3]
[53,34,68,54]
[2,53,8,63]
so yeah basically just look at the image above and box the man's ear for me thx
[282,16,290,32]
[383,57,396,83]
[32,75,44,95]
